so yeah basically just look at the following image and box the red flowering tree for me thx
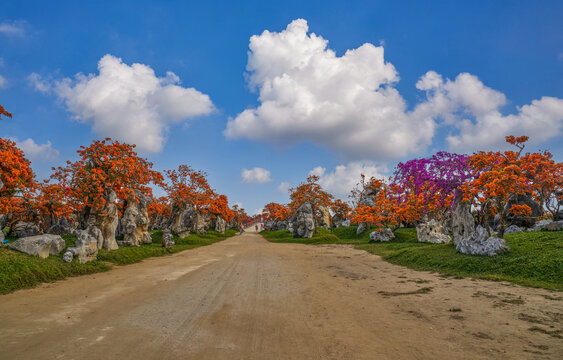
[52,138,164,226]
[0,137,37,228]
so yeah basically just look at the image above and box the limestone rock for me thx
[0,231,4,243]
[533,219,553,231]
[356,222,368,235]
[13,222,39,238]
[369,228,395,242]
[8,234,65,258]
[193,212,211,234]
[214,217,227,233]
[319,206,331,228]
[331,214,344,228]
[455,225,509,256]
[545,221,563,231]
[293,202,314,239]
[451,201,475,247]
[504,225,522,234]
[0,214,6,229]
[416,220,451,244]
[162,229,175,248]
[170,206,195,238]
[62,251,73,263]
[66,226,101,263]
[341,219,351,227]
[119,191,152,247]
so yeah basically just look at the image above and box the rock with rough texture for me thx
[287,220,294,234]
[8,234,65,258]
[62,251,73,263]
[0,231,4,242]
[91,190,119,250]
[67,226,101,263]
[0,214,6,229]
[275,220,288,230]
[533,219,553,231]
[214,217,227,233]
[356,222,368,235]
[193,212,211,234]
[545,221,563,231]
[119,191,152,247]
[13,222,39,238]
[341,219,351,227]
[293,202,314,238]
[319,206,331,228]
[162,229,175,248]
[505,194,543,228]
[416,220,451,244]
[170,206,195,238]
[369,228,395,242]
[451,201,475,247]
[504,225,522,234]
[331,214,344,228]
[455,225,509,256]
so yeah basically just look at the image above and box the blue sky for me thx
[1,0,562,215]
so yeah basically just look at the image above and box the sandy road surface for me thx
[1,233,561,359]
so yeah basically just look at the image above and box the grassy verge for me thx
[0,229,236,294]
[261,226,563,291]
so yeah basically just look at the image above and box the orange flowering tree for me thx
[289,175,333,232]
[352,177,399,229]
[165,165,214,213]
[0,138,38,228]
[330,199,351,221]
[231,203,248,226]
[262,202,290,223]
[33,182,74,230]
[147,196,171,228]
[209,194,234,223]
[519,150,563,219]
[0,104,12,120]
[463,136,537,238]
[51,138,164,225]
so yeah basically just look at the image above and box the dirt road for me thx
[1,233,561,359]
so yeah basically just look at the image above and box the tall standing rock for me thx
[319,206,331,228]
[86,190,119,250]
[451,201,475,247]
[64,226,102,263]
[170,205,195,238]
[356,186,377,234]
[119,190,152,246]
[214,216,227,233]
[293,202,314,238]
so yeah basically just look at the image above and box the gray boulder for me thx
[341,219,351,227]
[8,234,65,258]
[504,225,522,234]
[331,214,344,228]
[0,231,4,243]
[545,221,563,231]
[455,225,509,256]
[13,222,39,238]
[170,205,195,238]
[293,202,314,238]
[356,222,368,235]
[66,226,102,263]
[0,214,6,230]
[119,190,152,247]
[416,219,451,244]
[369,228,395,242]
[533,219,553,231]
[214,217,227,233]
[162,229,175,248]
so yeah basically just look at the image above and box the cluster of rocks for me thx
[167,204,226,238]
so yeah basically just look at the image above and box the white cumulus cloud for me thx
[33,54,214,152]
[277,181,291,194]
[309,161,388,200]
[14,138,60,161]
[224,19,433,160]
[0,20,27,37]
[241,167,272,184]
[225,19,563,159]
[414,71,563,151]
